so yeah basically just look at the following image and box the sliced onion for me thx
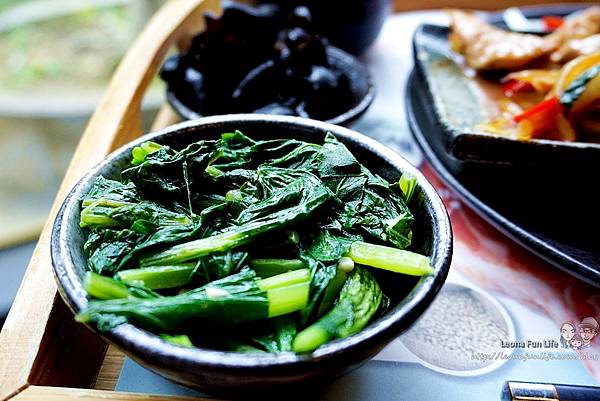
[503,69,561,93]
[554,53,600,97]
[571,73,600,113]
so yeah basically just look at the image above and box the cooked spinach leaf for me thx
[77,130,432,353]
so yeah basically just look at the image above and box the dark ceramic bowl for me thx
[309,0,391,55]
[257,0,392,54]
[167,47,376,127]
[51,115,452,395]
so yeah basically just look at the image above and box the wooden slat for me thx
[0,0,219,399]
[393,0,589,12]
[27,295,108,388]
[94,346,127,391]
[11,386,215,401]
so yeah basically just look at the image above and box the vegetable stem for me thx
[80,205,121,228]
[160,334,194,347]
[347,241,433,276]
[291,325,330,353]
[258,268,310,290]
[250,258,306,277]
[266,282,310,318]
[117,264,195,289]
[84,272,130,300]
[139,230,246,266]
[81,199,134,208]
[293,267,382,353]
[78,268,310,331]
[131,141,163,165]
[259,269,311,317]
[80,198,191,229]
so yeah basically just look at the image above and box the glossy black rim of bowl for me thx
[166,46,376,127]
[51,114,451,373]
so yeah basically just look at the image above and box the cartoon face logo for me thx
[560,323,575,342]
[570,335,583,350]
[579,317,599,348]
[562,317,599,350]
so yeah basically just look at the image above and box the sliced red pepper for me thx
[542,15,564,31]
[502,80,534,96]
[513,96,561,123]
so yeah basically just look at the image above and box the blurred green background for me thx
[0,0,166,324]
[0,0,165,248]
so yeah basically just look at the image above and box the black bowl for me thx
[256,0,391,54]
[50,114,451,395]
[316,0,391,55]
[167,47,376,127]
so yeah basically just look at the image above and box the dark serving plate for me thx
[406,70,600,287]
[412,4,598,167]
[51,115,451,395]
[167,46,375,127]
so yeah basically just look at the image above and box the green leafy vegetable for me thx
[399,173,417,204]
[77,268,310,332]
[84,229,144,274]
[249,316,297,353]
[192,250,248,284]
[138,169,332,266]
[347,241,433,276]
[77,131,432,353]
[292,266,382,353]
[316,134,414,249]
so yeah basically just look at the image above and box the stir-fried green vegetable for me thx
[293,266,382,353]
[76,131,433,353]
[78,268,310,331]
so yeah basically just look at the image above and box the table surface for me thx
[1,8,599,400]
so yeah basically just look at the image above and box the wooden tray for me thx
[0,1,591,400]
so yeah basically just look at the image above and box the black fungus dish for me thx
[161,3,374,125]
